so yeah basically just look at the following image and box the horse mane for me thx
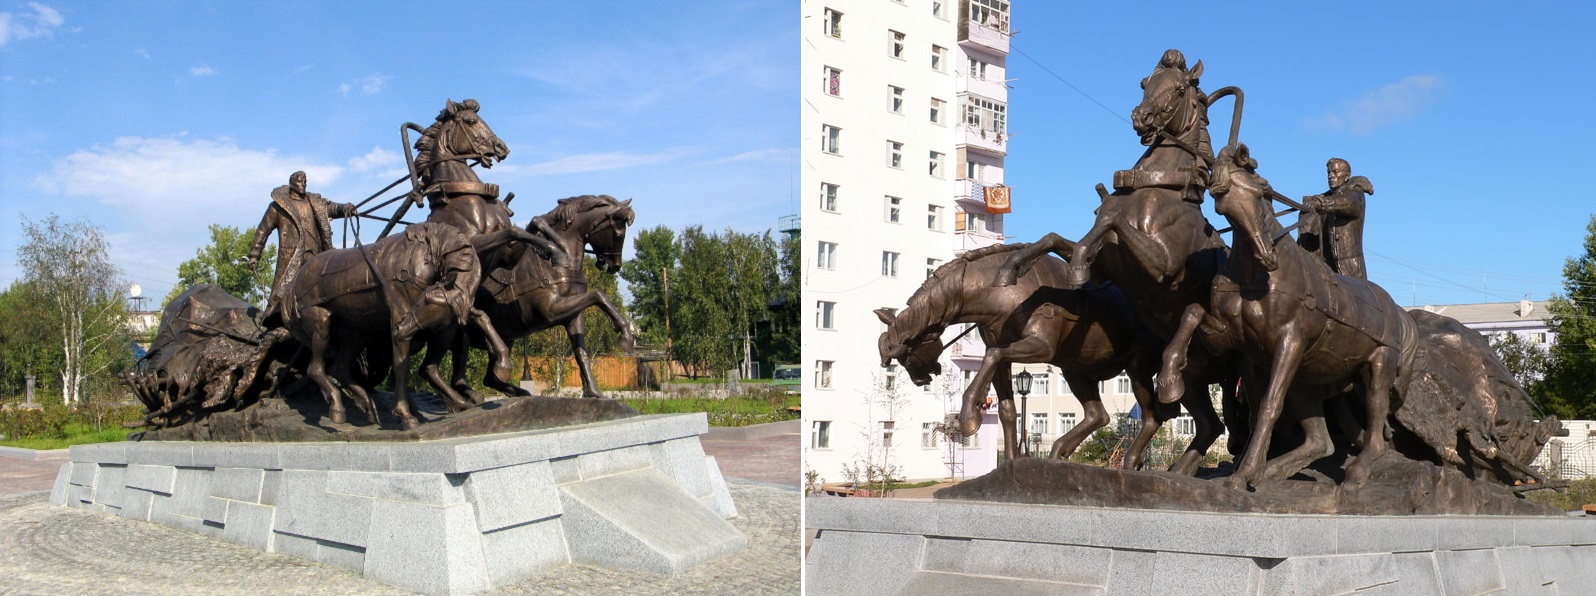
[896,242,1030,328]
[544,194,624,230]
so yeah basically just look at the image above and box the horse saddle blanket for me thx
[294,246,382,307]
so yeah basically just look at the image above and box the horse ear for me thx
[1189,60,1204,82]
[874,308,896,325]
[620,198,632,207]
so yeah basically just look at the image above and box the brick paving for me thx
[0,430,801,595]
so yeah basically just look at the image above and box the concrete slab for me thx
[560,468,745,575]
[364,500,487,596]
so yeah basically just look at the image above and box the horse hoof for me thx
[1223,475,1251,491]
[399,417,421,431]
[329,411,347,425]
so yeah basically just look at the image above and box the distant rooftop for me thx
[1415,300,1551,324]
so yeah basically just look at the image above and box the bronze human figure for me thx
[248,170,357,324]
[876,243,1197,468]
[443,195,637,400]
[993,50,1235,473]
[1159,144,1414,489]
[280,222,483,430]
[1296,157,1372,278]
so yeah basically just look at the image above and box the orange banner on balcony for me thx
[984,185,1011,214]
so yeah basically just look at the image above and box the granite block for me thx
[1435,548,1504,595]
[327,470,465,505]
[1496,546,1553,595]
[461,461,559,532]
[549,456,580,484]
[1103,548,1157,593]
[480,517,569,587]
[119,488,155,521]
[68,483,94,506]
[921,536,1112,587]
[93,464,128,510]
[364,500,487,596]
[649,438,712,498]
[210,467,264,503]
[48,463,71,506]
[166,467,218,520]
[260,469,281,506]
[1336,516,1437,554]
[1255,552,1399,595]
[701,455,738,519]
[384,441,467,474]
[1149,551,1259,596]
[130,442,196,467]
[318,540,367,573]
[218,500,275,551]
[1092,508,1337,558]
[274,470,373,547]
[192,443,280,470]
[68,460,98,486]
[577,445,651,479]
[1436,516,1516,551]
[899,571,1102,595]
[560,468,745,575]
[803,530,924,595]
[71,441,128,465]
[272,531,320,560]
[277,443,392,472]
[125,464,177,494]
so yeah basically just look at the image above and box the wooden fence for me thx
[522,356,665,390]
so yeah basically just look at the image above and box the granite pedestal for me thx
[804,497,1596,595]
[51,413,746,595]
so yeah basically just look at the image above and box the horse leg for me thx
[1052,375,1107,460]
[301,307,347,425]
[389,332,423,430]
[566,316,604,398]
[1159,303,1209,404]
[1227,330,1307,491]
[957,334,1040,436]
[1345,346,1398,487]
[419,329,475,413]
[329,342,378,425]
[994,232,1074,287]
[1260,392,1333,481]
[466,308,517,399]
[994,370,1019,462]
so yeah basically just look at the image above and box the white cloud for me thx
[189,64,215,77]
[347,146,399,173]
[0,2,63,47]
[507,149,692,177]
[1308,74,1444,135]
[135,48,149,58]
[710,148,793,164]
[337,74,389,97]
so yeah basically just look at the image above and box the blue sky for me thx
[1003,2,1596,306]
[0,0,796,301]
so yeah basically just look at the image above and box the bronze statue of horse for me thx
[282,222,484,430]
[438,195,637,399]
[1159,143,1416,489]
[993,50,1232,474]
[877,243,1192,468]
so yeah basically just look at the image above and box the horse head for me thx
[1210,143,1279,271]
[433,98,509,168]
[542,195,635,274]
[1131,50,1206,147]
[875,308,943,386]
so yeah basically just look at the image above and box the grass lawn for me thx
[619,392,800,427]
[0,424,130,451]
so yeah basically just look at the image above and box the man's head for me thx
[1326,158,1351,190]
[289,171,307,197]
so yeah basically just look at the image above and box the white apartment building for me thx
[802,0,1013,483]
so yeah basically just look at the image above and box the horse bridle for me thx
[581,205,627,264]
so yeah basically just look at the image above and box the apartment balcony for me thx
[959,74,1007,104]
[957,6,1010,55]
[958,124,1007,156]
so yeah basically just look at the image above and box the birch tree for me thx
[16,216,130,405]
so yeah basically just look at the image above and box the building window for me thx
[1030,413,1047,437]
[960,211,989,233]
[882,251,900,278]
[1173,415,1196,437]
[887,141,903,169]
[932,0,945,19]
[889,30,905,59]
[922,422,939,449]
[816,360,833,388]
[823,66,841,97]
[962,427,980,448]
[929,151,944,178]
[964,95,1008,136]
[817,300,836,329]
[930,97,946,125]
[823,7,843,38]
[963,369,978,391]
[1117,376,1132,394]
[1059,412,1077,434]
[885,196,901,223]
[931,45,946,72]
[889,85,904,114]
[1532,332,1547,344]
[969,58,989,80]
[820,183,839,212]
[1032,372,1050,395]
[812,421,831,448]
[965,159,986,181]
[881,421,895,449]
[817,241,837,270]
[969,0,1010,33]
[927,205,943,231]
[821,124,841,155]
[926,258,941,279]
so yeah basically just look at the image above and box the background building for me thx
[802,0,1013,483]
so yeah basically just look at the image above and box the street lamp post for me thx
[1013,370,1032,457]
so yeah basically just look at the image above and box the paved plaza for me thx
[0,430,800,595]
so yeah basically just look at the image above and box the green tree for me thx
[163,224,276,308]
[16,215,131,405]
[1489,331,1551,395]
[723,230,778,378]
[619,225,679,349]
[0,281,60,399]
[1543,214,1596,419]
[763,232,801,369]
[671,226,735,377]
[517,256,628,390]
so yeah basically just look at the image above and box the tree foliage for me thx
[163,224,276,308]
[1543,214,1596,420]
[517,256,628,389]
[14,215,131,405]
[618,225,679,349]
[1489,331,1551,395]
[0,281,59,399]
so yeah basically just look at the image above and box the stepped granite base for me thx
[51,413,745,595]
[805,497,1596,595]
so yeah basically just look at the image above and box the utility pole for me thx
[663,267,672,382]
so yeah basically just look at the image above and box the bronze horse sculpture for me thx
[440,195,637,400]
[281,222,484,430]
[1158,143,1416,489]
[995,50,1233,474]
[877,243,1188,467]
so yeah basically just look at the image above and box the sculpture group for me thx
[128,99,636,431]
[880,50,1560,496]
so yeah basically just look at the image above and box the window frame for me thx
[816,300,836,330]
[821,124,841,155]
[817,241,837,270]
